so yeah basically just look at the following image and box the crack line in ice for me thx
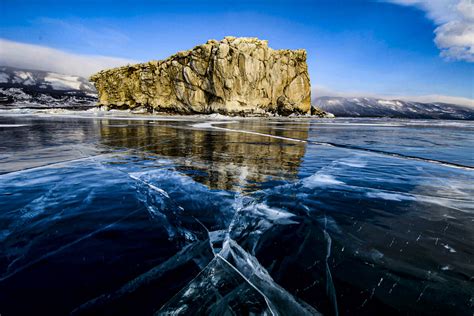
[192,120,474,169]
[0,124,29,127]
[416,285,429,302]
[309,140,474,170]
[191,215,216,256]
[0,152,123,177]
[299,158,471,211]
[0,208,142,283]
[72,241,214,315]
[323,215,339,316]
[216,253,277,316]
[129,174,170,198]
[152,256,217,312]
[71,158,321,314]
[191,121,307,143]
[14,138,465,313]
[1,145,287,311]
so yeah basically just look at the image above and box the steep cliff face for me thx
[90,37,311,115]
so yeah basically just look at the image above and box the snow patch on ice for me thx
[366,192,416,201]
[253,203,298,225]
[191,120,237,129]
[302,173,344,188]
[338,158,367,168]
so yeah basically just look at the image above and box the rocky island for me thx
[90,37,314,116]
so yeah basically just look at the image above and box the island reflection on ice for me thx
[99,119,309,192]
[0,113,473,315]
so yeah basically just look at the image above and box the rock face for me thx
[90,37,311,115]
[310,106,335,118]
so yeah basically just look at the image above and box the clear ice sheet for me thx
[0,114,473,315]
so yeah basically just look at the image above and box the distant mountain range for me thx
[313,96,474,120]
[1,66,473,119]
[0,66,97,108]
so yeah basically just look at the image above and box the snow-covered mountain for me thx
[313,96,474,120]
[2,65,473,120]
[0,66,97,108]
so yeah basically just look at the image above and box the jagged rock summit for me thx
[90,37,311,115]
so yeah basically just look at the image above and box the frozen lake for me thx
[0,112,473,315]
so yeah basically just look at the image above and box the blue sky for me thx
[0,0,473,102]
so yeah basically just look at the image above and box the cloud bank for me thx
[386,0,474,62]
[0,38,138,78]
[312,85,474,107]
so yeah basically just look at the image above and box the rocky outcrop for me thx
[90,37,311,115]
[311,106,335,118]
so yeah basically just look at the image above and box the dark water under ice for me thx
[0,112,473,315]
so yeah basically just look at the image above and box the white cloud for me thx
[386,0,474,62]
[312,84,474,107]
[0,38,139,78]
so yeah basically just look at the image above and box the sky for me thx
[0,0,473,104]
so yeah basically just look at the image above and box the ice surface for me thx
[192,120,307,143]
[337,157,367,168]
[366,191,417,201]
[158,239,321,315]
[0,115,473,316]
